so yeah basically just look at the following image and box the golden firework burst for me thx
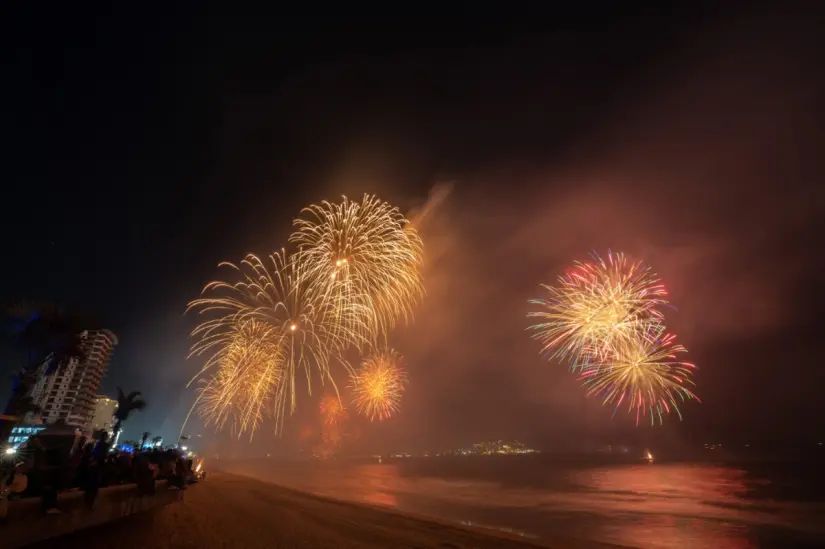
[290,194,424,346]
[578,327,699,425]
[186,251,349,438]
[528,251,668,367]
[350,350,407,422]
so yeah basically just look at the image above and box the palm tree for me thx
[111,387,146,441]
[140,431,150,450]
[2,300,93,442]
[151,435,163,447]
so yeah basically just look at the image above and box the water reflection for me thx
[361,468,398,507]
[225,460,824,548]
[574,465,758,548]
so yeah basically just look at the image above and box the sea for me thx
[219,453,825,548]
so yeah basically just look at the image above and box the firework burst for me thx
[527,251,700,424]
[319,393,348,426]
[578,328,699,425]
[185,195,426,438]
[186,250,348,438]
[527,251,668,367]
[290,194,424,346]
[193,319,284,438]
[350,350,407,422]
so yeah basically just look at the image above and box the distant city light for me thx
[419,440,539,457]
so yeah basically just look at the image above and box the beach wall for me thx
[1,482,182,549]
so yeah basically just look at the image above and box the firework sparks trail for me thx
[350,349,407,422]
[578,327,700,425]
[290,194,424,346]
[527,251,668,367]
[194,319,284,438]
[186,250,352,438]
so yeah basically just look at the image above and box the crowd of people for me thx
[2,432,201,514]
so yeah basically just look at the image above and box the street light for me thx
[4,447,16,455]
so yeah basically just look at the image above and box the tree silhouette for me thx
[112,387,146,440]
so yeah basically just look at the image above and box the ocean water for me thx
[220,455,825,548]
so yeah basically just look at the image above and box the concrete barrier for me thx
[0,481,183,548]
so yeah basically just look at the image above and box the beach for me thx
[27,470,617,549]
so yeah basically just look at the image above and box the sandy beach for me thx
[26,470,624,548]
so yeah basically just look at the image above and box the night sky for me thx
[3,8,824,452]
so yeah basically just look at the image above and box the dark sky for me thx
[2,8,824,452]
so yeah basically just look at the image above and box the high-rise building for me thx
[90,394,118,435]
[29,329,118,430]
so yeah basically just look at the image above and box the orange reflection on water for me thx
[361,469,399,507]
[575,465,757,549]
[225,460,823,549]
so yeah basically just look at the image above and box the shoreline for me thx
[217,469,628,549]
[222,469,544,545]
[24,469,632,548]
